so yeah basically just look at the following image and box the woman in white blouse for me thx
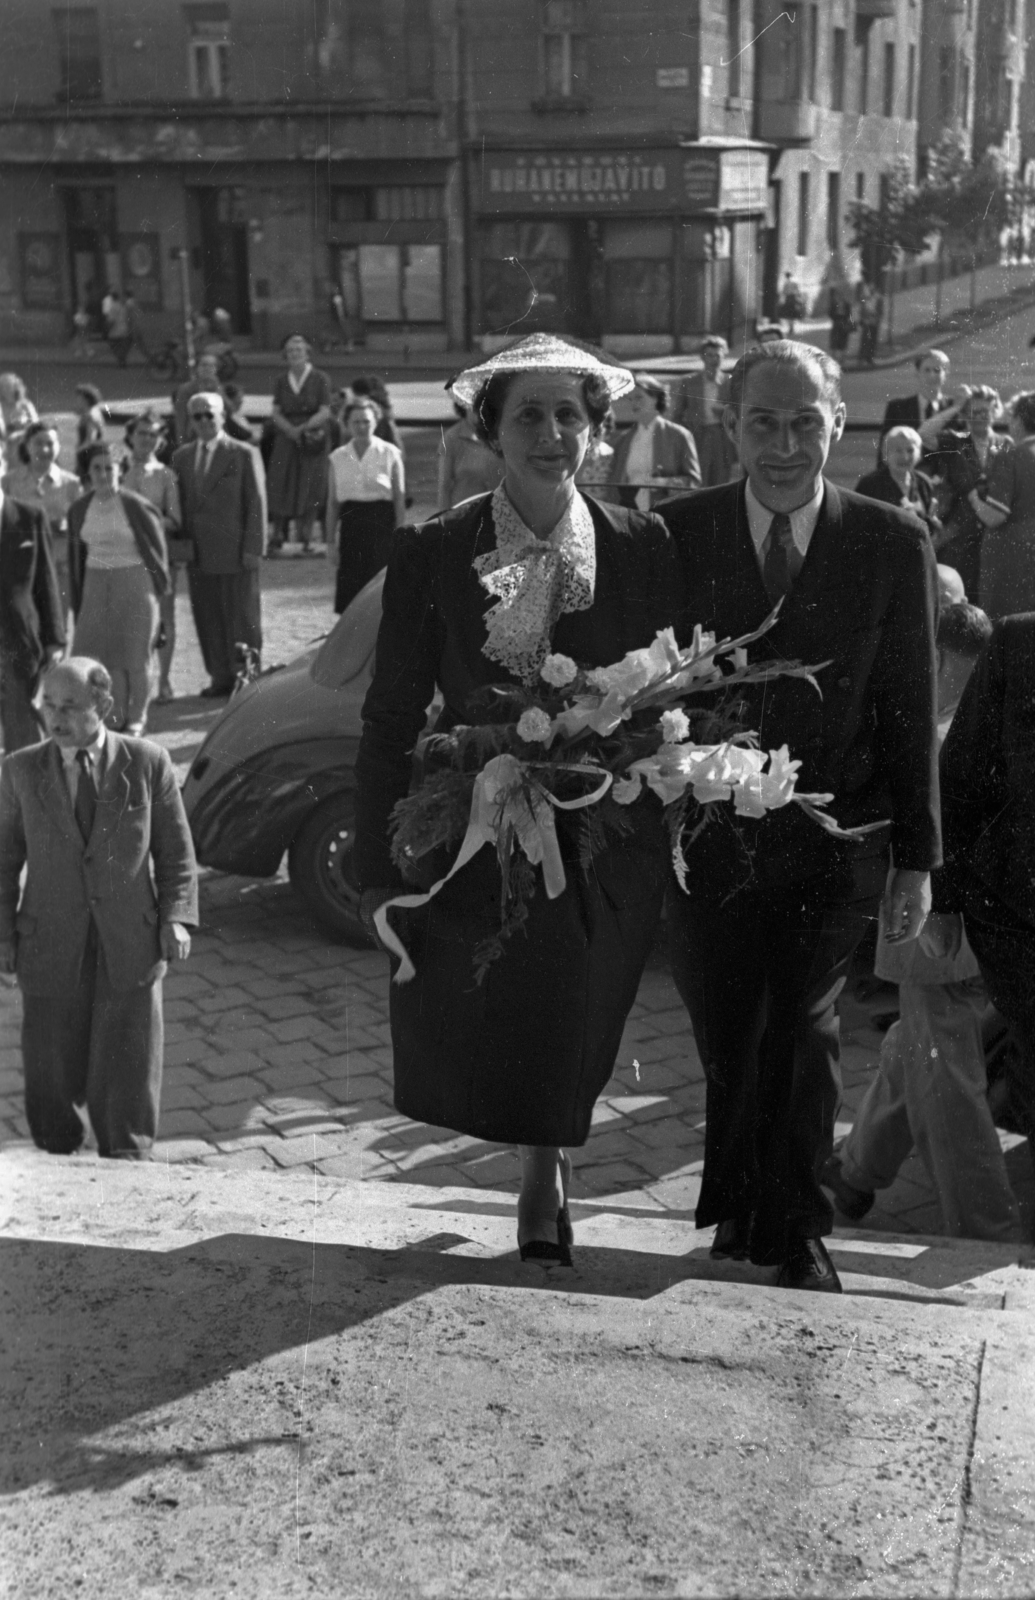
[67,443,170,734]
[121,410,183,701]
[325,398,405,613]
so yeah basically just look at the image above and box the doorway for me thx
[191,187,252,333]
[62,186,119,331]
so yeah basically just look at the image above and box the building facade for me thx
[972,0,1027,165]
[0,0,464,349]
[917,0,979,166]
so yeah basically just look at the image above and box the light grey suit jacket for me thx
[172,435,267,576]
[0,732,198,995]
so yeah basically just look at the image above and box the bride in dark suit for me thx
[353,334,685,1264]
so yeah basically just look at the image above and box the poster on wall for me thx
[120,233,163,309]
[19,233,63,309]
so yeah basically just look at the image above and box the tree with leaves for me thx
[845,157,932,347]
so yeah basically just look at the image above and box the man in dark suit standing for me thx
[879,348,960,457]
[0,437,66,751]
[926,614,1035,1155]
[173,391,267,698]
[0,657,198,1158]
[660,341,940,1293]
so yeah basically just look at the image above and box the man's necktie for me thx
[74,749,97,843]
[761,512,801,604]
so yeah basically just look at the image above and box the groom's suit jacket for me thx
[660,477,941,891]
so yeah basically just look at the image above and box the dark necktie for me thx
[74,749,97,843]
[762,512,801,604]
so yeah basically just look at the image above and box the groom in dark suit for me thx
[660,341,941,1292]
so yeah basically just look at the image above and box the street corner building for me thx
[0,0,1021,355]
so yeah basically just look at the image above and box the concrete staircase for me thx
[2,1147,1033,1599]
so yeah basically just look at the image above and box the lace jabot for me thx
[473,484,596,684]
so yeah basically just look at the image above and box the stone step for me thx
[3,1149,1033,1599]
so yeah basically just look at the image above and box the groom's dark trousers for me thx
[660,480,941,1259]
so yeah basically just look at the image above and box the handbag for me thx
[299,426,327,457]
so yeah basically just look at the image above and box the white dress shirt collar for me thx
[59,724,107,770]
[744,477,825,561]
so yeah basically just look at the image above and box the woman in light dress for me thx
[68,443,169,734]
[121,410,183,701]
[1,418,81,623]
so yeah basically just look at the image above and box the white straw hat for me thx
[449,332,635,407]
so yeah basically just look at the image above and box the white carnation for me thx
[660,708,691,744]
[516,707,554,745]
[541,653,578,688]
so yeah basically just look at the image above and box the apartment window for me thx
[350,0,385,90]
[797,172,810,258]
[905,43,916,119]
[541,0,588,100]
[856,171,865,201]
[961,61,971,126]
[773,5,802,100]
[831,28,845,110]
[186,5,230,99]
[858,22,869,114]
[403,0,434,97]
[807,5,819,102]
[727,0,741,99]
[53,7,102,102]
[939,45,955,121]
[883,41,895,117]
[827,171,841,251]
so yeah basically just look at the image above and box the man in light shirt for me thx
[0,657,197,1158]
[660,340,940,1294]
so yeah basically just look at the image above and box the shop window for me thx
[403,0,434,97]
[883,42,895,118]
[373,186,444,222]
[831,28,845,110]
[335,243,442,323]
[186,4,230,99]
[540,0,587,101]
[481,223,571,333]
[331,188,373,223]
[603,222,672,335]
[53,6,102,103]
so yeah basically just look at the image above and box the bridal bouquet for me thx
[378,610,882,982]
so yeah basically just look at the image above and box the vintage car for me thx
[181,573,386,943]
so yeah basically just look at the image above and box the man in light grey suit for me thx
[173,391,267,698]
[0,658,198,1158]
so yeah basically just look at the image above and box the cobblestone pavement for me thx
[2,867,1030,1240]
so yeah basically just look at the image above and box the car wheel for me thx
[287,792,370,945]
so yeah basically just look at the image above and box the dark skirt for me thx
[335,501,396,613]
[386,803,670,1147]
[267,434,327,523]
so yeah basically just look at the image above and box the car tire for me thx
[287,791,370,945]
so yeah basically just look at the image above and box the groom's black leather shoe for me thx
[776,1236,842,1293]
[710,1216,751,1260]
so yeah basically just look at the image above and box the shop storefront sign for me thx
[19,233,63,309]
[476,148,766,215]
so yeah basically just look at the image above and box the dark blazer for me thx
[880,393,954,439]
[0,496,65,680]
[659,478,941,889]
[67,489,171,616]
[172,436,267,575]
[354,492,685,889]
[0,731,198,996]
[936,615,1035,925]
[854,465,942,542]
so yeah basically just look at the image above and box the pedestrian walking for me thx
[828,286,854,357]
[0,434,66,753]
[0,656,198,1160]
[856,281,882,364]
[68,442,170,736]
[121,410,184,703]
[326,398,405,613]
[354,333,685,1267]
[105,292,132,367]
[266,334,332,554]
[0,373,38,450]
[1,418,81,624]
[74,384,106,483]
[671,337,738,487]
[926,386,1010,604]
[607,374,701,510]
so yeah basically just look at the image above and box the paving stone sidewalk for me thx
[2,869,1030,1240]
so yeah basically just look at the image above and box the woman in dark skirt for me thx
[326,398,406,613]
[266,334,333,554]
[353,334,686,1264]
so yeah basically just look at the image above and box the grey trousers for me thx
[21,924,163,1159]
[187,567,262,692]
[840,979,1021,1242]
